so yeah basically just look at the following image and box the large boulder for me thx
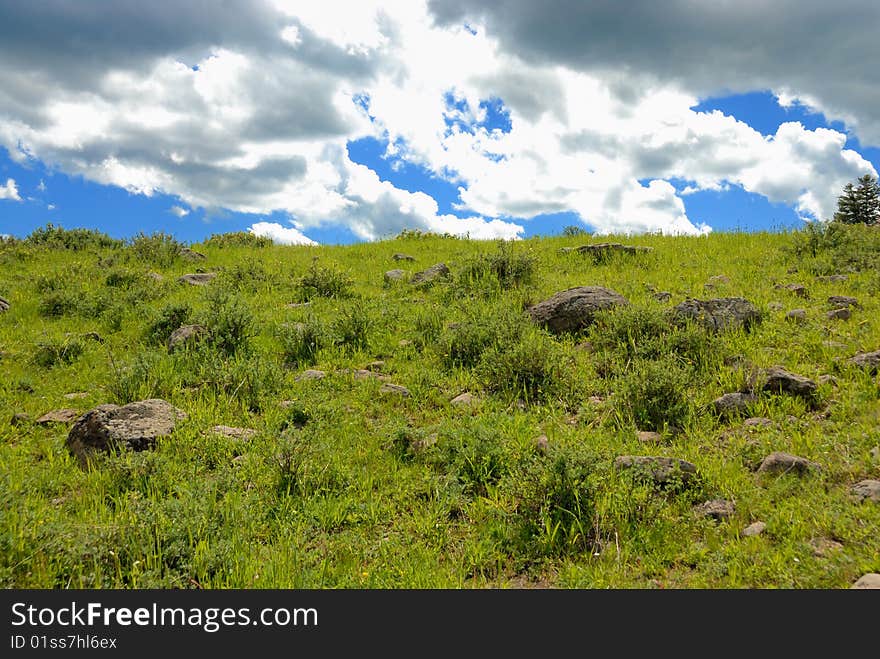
[66,399,187,465]
[410,263,450,285]
[528,286,629,334]
[712,392,758,418]
[672,297,762,332]
[759,366,818,400]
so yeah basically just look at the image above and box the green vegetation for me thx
[1,223,878,588]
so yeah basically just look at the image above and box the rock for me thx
[380,383,411,397]
[871,446,880,462]
[63,392,89,400]
[810,537,843,557]
[712,392,758,418]
[851,573,880,589]
[384,269,407,283]
[295,369,326,381]
[786,309,807,322]
[36,409,81,425]
[822,341,847,349]
[146,272,164,282]
[653,291,672,303]
[827,295,858,308]
[776,283,808,298]
[10,413,30,425]
[637,431,663,443]
[398,339,412,347]
[450,392,476,406]
[337,368,390,382]
[0,296,9,312]
[65,399,187,465]
[178,272,217,286]
[180,247,206,261]
[759,366,818,400]
[365,360,386,372]
[742,521,766,537]
[528,286,629,334]
[694,499,735,521]
[850,479,880,503]
[575,243,653,260]
[209,425,256,440]
[827,307,851,320]
[392,253,416,261]
[614,456,698,487]
[285,302,311,309]
[535,435,550,454]
[167,324,209,352]
[818,375,838,387]
[410,263,451,285]
[672,297,762,333]
[847,350,880,374]
[743,417,773,428]
[708,275,731,285]
[767,302,784,311]
[815,274,847,282]
[757,451,820,476]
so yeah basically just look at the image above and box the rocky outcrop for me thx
[672,297,762,332]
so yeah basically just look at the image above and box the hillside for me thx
[1,225,878,588]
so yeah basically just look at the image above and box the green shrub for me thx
[127,232,183,268]
[199,288,254,356]
[562,225,588,237]
[219,257,274,293]
[278,317,323,366]
[33,336,84,368]
[330,304,370,353]
[436,306,527,369]
[105,268,144,289]
[25,223,122,250]
[426,422,510,496]
[788,221,880,274]
[202,231,272,248]
[37,289,81,317]
[618,357,692,432]
[145,303,192,345]
[297,259,353,300]
[477,331,574,404]
[456,241,536,292]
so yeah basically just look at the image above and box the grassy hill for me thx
[1,223,878,588]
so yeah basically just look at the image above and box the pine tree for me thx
[834,174,880,225]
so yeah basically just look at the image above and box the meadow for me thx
[1,222,878,588]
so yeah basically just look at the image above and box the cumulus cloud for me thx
[0,0,876,239]
[0,178,22,201]
[249,220,317,245]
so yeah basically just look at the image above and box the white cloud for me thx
[169,205,190,217]
[0,178,22,201]
[249,220,318,245]
[37,178,46,192]
[47,203,55,210]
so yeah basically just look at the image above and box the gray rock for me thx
[535,435,550,454]
[295,369,326,380]
[708,274,731,285]
[146,272,164,282]
[712,392,758,417]
[743,416,773,428]
[810,537,843,557]
[850,479,880,503]
[786,309,807,322]
[180,247,206,261]
[695,499,736,521]
[851,573,880,589]
[757,451,820,476]
[759,366,818,400]
[0,296,9,312]
[784,283,809,298]
[672,297,762,333]
[848,350,880,374]
[380,383,411,397]
[528,286,629,334]
[815,274,848,282]
[36,409,81,425]
[178,272,217,286]
[742,521,766,537]
[209,425,256,440]
[827,295,859,308]
[767,301,784,311]
[827,307,851,320]
[450,392,476,406]
[285,301,311,309]
[167,324,209,352]
[66,399,187,465]
[614,455,698,487]
[10,412,30,425]
[818,375,838,387]
[63,392,89,400]
[410,263,451,285]
[653,291,672,303]
[637,431,663,443]
[384,269,407,282]
[575,243,653,260]
[392,253,416,261]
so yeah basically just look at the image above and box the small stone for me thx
[410,263,451,285]
[285,302,311,309]
[167,324,209,352]
[827,295,859,308]
[535,435,550,454]
[295,369,326,381]
[36,409,81,425]
[179,247,206,261]
[392,253,416,261]
[757,451,820,476]
[398,339,412,347]
[848,350,880,374]
[818,375,838,387]
[63,392,89,400]
[822,341,847,349]
[871,446,880,462]
[209,425,256,440]
[694,499,735,521]
[768,302,784,311]
[851,573,880,589]
[742,521,766,537]
[146,272,163,282]
[850,479,880,503]
[810,537,843,557]
[827,307,851,320]
[637,431,663,443]
[708,275,731,285]
[384,269,407,282]
[654,291,672,303]
[743,417,773,428]
[816,274,848,282]
[783,284,809,298]
[380,383,410,397]
[10,413,30,425]
[0,296,10,312]
[786,309,807,322]
[178,272,217,285]
[615,455,698,487]
[365,361,386,372]
[760,366,818,400]
[529,286,629,334]
[450,392,476,406]
[712,392,758,418]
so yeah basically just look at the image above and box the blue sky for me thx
[1,2,878,245]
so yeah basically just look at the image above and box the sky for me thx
[1,1,878,245]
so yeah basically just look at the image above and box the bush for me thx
[25,223,122,251]
[562,225,588,237]
[456,241,536,291]
[278,317,323,367]
[37,289,81,317]
[127,232,184,268]
[618,357,692,432]
[297,259,353,300]
[199,288,254,356]
[201,232,272,249]
[426,421,510,496]
[436,306,528,369]
[788,221,880,274]
[330,304,370,353]
[144,303,192,345]
[33,336,84,368]
[219,258,274,292]
[477,331,574,404]
[105,268,144,289]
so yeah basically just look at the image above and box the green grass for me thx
[1,226,878,589]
